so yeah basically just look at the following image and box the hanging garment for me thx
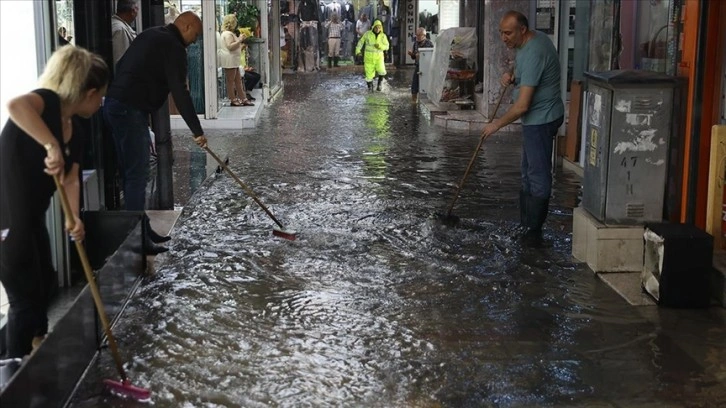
[297,0,319,22]
[298,20,320,71]
[342,2,355,23]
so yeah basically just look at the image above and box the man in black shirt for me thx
[104,11,207,254]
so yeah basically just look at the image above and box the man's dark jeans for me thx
[103,97,150,211]
[411,65,421,94]
[521,116,564,199]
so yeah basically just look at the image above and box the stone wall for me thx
[480,0,533,120]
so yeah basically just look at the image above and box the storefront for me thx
[163,0,283,119]
[280,0,453,69]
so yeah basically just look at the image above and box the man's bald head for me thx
[499,10,530,49]
[174,11,203,46]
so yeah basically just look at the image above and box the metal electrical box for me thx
[583,70,679,224]
[418,47,434,96]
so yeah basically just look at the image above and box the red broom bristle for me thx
[272,228,296,240]
[103,379,151,402]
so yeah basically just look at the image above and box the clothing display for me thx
[297,0,319,22]
[341,1,355,23]
[377,3,391,36]
[323,0,342,20]
[341,21,355,58]
[298,20,320,71]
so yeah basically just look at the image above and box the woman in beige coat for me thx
[219,14,253,106]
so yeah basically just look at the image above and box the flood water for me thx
[70,70,726,407]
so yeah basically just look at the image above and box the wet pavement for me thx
[70,69,726,407]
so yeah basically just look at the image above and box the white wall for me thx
[0,1,39,126]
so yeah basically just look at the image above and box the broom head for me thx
[103,378,151,402]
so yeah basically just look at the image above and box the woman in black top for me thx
[0,45,109,359]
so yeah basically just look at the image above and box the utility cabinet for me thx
[418,47,434,96]
[583,70,679,224]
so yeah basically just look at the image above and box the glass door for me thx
[164,1,208,116]
[268,0,282,94]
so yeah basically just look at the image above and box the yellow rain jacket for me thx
[355,20,389,82]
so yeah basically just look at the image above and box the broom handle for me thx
[446,85,508,216]
[204,147,286,230]
[52,175,128,382]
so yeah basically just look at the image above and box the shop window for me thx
[165,0,205,114]
[55,0,75,49]
[634,0,677,74]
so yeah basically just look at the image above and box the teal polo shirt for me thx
[513,30,564,125]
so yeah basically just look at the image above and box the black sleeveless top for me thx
[0,89,82,228]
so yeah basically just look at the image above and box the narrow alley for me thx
[70,70,726,407]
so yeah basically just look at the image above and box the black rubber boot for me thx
[334,56,339,67]
[328,58,333,68]
[367,81,373,91]
[377,76,383,91]
[523,195,549,246]
[519,190,527,227]
[143,235,169,256]
[144,214,171,243]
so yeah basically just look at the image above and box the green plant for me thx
[228,0,260,30]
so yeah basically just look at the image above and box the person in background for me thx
[104,11,209,255]
[355,13,370,65]
[407,26,433,104]
[324,13,344,68]
[111,0,139,67]
[240,38,261,102]
[219,14,254,107]
[0,46,109,359]
[355,19,389,91]
[481,10,564,245]
[57,27,71,46]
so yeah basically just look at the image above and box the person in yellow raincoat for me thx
[355,19,389,91]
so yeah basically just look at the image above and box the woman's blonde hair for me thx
[221,14,238,32]
[37,45,109,105]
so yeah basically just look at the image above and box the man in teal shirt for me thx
[482,10,564,244]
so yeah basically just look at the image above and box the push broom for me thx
[53,175,151,402]
[204,146,297,240]
[437,84,508,225]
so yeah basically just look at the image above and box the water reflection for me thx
[69,70,726,407]
[362,93,391,181]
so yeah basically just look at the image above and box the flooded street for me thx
[70,70,726,407]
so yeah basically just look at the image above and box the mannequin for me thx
[342,0,355,23]
[298,0,319,22]
[340,1,356,58]
[377,0,391,34]
[326,0,342,18]
[297,0,321,71]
